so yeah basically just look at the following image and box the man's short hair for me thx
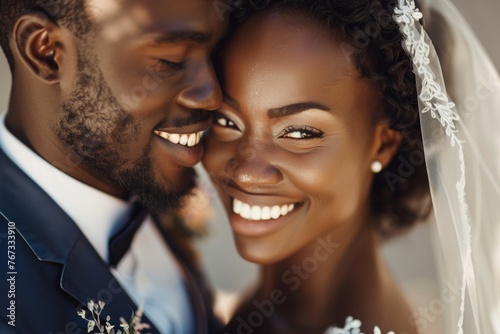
[0,0,90,71]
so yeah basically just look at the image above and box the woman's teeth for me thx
[232,198,295,221]
[154,130,203,147]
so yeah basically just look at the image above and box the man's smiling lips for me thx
[154,129,204,147]
[154,116,211,148]
[153,121,211,167]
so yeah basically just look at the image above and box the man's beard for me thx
[55,51,196,213]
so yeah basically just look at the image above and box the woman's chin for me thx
[233,234,289,265]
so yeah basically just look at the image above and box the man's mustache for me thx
[161,111,211,128]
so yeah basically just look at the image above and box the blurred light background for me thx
[0,0,498,330]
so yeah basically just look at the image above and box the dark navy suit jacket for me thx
[0,148,221,334]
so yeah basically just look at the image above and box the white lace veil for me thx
[393,0,500,333]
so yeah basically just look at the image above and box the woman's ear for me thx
[12,12,62,83]
[370,122,402,171]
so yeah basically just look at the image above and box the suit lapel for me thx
[61,234,160,334]
[0,149,160,333]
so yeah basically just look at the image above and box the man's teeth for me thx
[232,198,295,221]
[154,130,203,147]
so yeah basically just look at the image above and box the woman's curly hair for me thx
[229,0,432,237]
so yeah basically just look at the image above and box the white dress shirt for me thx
[0,111,194,334]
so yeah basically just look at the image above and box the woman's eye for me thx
[211,112,242,142]
[281,126,324,140]
[214,113,239,130]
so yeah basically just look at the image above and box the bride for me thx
[202,0,500,333]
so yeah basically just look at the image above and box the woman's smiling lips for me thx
[224,189,304,237]
[233,198,295,221]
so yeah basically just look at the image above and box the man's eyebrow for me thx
[152,30,211,44]
[268,102,330,118]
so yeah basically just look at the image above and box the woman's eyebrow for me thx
[223,94,240,110]
[268,102,330,118]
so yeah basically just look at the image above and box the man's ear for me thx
[370,122,402,170]
[12,12,62,83]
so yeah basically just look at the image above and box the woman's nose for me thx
[225,152,283,190]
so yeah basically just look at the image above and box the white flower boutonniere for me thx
[77,300,151,334]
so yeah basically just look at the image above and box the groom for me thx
[0,0,225,333]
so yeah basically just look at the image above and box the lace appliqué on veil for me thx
[393,0,470,230]
[324,317,394,334]
[393,0,462,146]
[393,1,472,332]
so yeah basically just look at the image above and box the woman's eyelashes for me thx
[280,126,324,140]
[214,112,239,130]
[213,112,324,141]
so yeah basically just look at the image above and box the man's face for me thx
[56,0,224,212]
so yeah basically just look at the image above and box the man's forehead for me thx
[86,0,223,41]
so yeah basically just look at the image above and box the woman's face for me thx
[203,11,394,264]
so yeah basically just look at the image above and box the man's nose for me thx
[176,59,222,111]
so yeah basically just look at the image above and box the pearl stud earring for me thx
[371,161,383,173]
